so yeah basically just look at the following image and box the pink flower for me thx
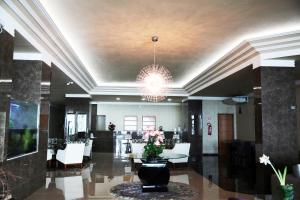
[144,131,149,138]
[157,136,163,142]
[149,131,156,136]
[154,130,160,136]
[154,140,160,146]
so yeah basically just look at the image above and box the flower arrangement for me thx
[259,154,287,186]
[259,154,294,199]
[108,122,116,131]
[143,130,164,158]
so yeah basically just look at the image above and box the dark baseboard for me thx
[202,153,218,156]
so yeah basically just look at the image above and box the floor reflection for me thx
[26,135,259,200]
[199,156,257,195]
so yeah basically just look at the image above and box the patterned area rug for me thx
[110,182,198,200]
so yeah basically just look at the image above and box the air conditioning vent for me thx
[223,96,248,105]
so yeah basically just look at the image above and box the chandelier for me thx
[137,36,173,102]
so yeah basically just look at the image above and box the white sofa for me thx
[56,143,85,169]
[84,139,93,158]
[166,143,190,164]
[131,143,145,164]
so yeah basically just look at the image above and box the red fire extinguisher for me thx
[207,123,212,135]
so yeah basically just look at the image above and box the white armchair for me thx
[131,143,145,164]
[84,139,93,158]
[56,143,85,169]
[47,149,54,161]
[168,143,190,164]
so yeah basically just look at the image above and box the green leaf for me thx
[282,166,287,186]
[278,169,283,184]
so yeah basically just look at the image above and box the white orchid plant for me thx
[259,154,287,186]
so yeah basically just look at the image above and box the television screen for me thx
[7,99,39,159]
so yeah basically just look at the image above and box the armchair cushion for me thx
[168,143,190,164]
[131,143,145,163]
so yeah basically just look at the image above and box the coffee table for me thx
[132,153,187,192]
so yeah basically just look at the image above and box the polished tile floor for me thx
[26,137,260,200]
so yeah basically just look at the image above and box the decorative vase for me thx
[138,161,170,192]
[281,184,294,200]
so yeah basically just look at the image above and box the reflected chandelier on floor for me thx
[136,36,173,102]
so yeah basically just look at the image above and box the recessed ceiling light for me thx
[141,98,146,101]
[167,98,172,102]
[116,97,120,101]
[66,81,74,86]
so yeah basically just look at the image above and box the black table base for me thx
[138,160,170,192]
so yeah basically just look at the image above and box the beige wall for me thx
[202,100,236,154]
[235,97,255,141]
[96,103,184,131]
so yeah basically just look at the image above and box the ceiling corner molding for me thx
[249,30,300,60]
[90,86,188,97]
[0,0,97,92]
[184,41,260,95]
[184,30,300,95]
[259,59,295,68]
[13,52,52,66]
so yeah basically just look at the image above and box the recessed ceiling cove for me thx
[39,0,300,87]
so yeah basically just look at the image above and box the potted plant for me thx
[143,130,164,161]
[259,154,294,200]
[108,122,115,131]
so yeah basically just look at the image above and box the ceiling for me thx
[39,0,300,87]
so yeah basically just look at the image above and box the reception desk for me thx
[92,131,114,152]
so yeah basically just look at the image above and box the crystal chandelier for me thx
[137,36,173,102]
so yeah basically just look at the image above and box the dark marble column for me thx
[3,60,49,199]
[254,67,298,193]
[0,30,13,66]
[260,67,298,166]
[182,100,202,166]
[0,30,13,162]
[40,63,51,163]
[91,104,97,132]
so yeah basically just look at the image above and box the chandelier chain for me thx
[153,39,156,65]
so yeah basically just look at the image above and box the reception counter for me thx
[92,131,114,152]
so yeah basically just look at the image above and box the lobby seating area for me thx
[1,1,300,199]
[47,136,95,169]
